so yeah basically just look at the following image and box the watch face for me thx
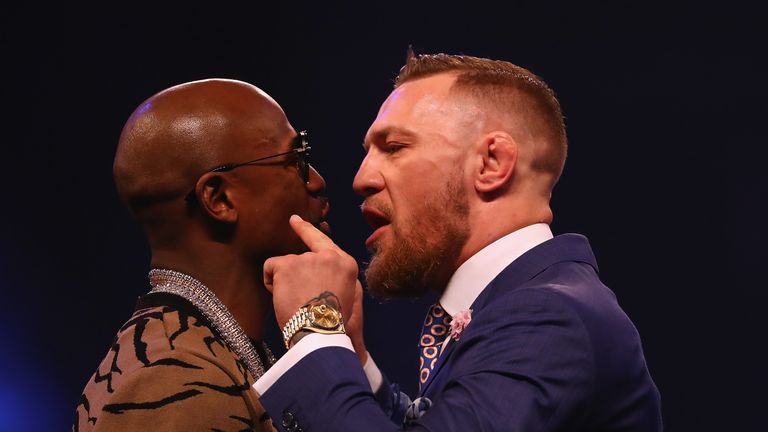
[309,304,341,329]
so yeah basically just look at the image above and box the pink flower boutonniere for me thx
[450,309,473,341]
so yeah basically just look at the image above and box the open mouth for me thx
[361,204,391,247]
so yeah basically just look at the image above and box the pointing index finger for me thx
[290,214,339,252]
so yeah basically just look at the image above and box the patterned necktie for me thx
[418,303,452,390]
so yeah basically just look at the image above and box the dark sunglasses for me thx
[186,130,311,202]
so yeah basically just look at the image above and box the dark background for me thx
[1,2,763,430]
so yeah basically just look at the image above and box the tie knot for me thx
[420,303,452,347]
[424,303,452,326]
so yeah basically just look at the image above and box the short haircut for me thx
[396,49,567,181]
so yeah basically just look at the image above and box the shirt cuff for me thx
[253,333,354,395]
[363,352,383,392]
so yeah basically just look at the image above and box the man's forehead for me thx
[366,73,481,144]
[379,74,456,112]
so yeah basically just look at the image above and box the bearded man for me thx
[255,52,663,431]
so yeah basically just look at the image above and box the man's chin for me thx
[363,255,433,301]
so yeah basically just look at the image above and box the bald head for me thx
[114,79,289,211]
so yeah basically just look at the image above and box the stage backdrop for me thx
[1,2,763,430]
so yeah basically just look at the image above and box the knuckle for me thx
[342,255,359,272]
[267,254,296,269]
[317,250,338,264]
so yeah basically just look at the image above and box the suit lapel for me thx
[417,234,598,397]
[471,233,597,312]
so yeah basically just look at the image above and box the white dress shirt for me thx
[253,223,554,395]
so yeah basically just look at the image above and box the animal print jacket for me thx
[74,292,276,431]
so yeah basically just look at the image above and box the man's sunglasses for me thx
[186,130,311,202]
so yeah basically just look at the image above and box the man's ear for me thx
[194,172,238,223]
[474,132,517,194]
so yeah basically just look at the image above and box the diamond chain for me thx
[148,268,275,380]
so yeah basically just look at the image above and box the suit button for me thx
[282,410,302,432]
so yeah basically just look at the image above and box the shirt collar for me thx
[440,223,553,317]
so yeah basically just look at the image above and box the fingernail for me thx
[291,214,304,222]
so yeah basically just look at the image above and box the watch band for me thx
[283,307,310,349]
[282,305,346,349]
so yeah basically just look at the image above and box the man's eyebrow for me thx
[363,126,418,150]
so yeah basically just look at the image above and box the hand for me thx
[264,215,359,339]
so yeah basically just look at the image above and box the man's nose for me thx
[352,152,384,197]
[306,165,327,195]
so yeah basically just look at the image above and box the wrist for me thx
[287,329,312,349]
[350,337,368,364]
[356,348,369,365]
[282,298,346,349]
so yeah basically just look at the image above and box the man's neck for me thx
[150,249,268,340]
[440,223,553,316]
[457,198,553,268]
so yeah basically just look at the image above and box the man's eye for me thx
[384,142,406,154]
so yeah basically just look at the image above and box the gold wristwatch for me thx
[282,302,346,349]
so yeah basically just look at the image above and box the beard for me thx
[364,176,470,300]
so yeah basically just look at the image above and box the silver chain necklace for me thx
[148,268,275,380]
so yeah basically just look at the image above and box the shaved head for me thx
[110,78,332,259]
[114,79,289,211]
[102,79,329,346]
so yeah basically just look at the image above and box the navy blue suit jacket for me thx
[260,234,663,431]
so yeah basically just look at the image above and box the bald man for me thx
[74,79,329,431]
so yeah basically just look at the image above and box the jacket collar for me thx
[419,233,598,396]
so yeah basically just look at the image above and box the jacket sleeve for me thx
[259,347,406,431]
[259,288,597,432]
